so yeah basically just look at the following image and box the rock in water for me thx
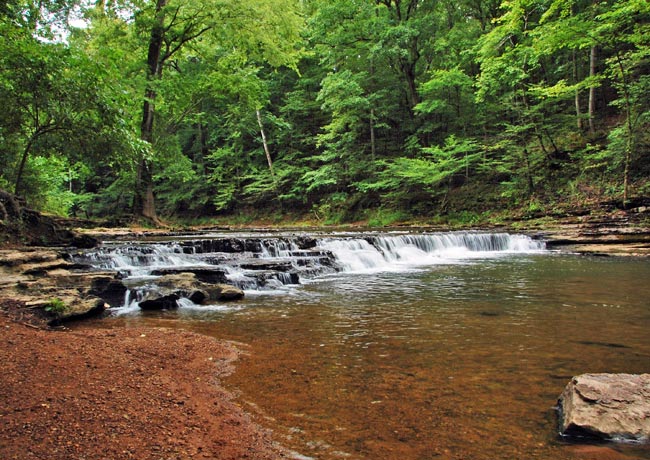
[558,373,650,442]
[139,293,180,310]
[207,284,244,301]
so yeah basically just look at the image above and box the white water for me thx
[260,240,300,258]
[82,232,546,280]
[84,242,203,277]
[76,231,546,311]
[175,297,243,313]
[319,233,545,273]
[112,289,141,316]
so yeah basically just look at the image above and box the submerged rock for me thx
[558,373,650,442]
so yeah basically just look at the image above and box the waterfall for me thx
[77,242,201,277]
[320,232,545,272]
[72,231,545,291]
[259,239,299,257]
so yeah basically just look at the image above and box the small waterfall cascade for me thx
[70,232,545,306]
[76,242,200,277]
[322,232,545,272]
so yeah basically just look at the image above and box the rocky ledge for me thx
[523,208,650,256]
[558,373,650,443]
[0,248,244,326]
[0,248,122,326]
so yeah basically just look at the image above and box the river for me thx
[77,231,650,460]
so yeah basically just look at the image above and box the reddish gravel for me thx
[0,305,286,460]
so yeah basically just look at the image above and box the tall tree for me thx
[91,0,304,222]
[596,0,650,205]
[0,1,124,207]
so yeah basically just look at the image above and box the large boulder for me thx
[150,266,228,284]
[558,373,650,442]
[0,248,122,324]
[155,272,201,290]
[238,259,293,271]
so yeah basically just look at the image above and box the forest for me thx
[1,0,649,227]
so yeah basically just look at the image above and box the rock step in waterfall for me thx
[69,231,546,311]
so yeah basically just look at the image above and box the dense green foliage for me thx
[1,0,649,225]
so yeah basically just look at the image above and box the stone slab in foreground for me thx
[558,373,650,442]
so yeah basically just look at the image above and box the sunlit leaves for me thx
[356,136,481,201]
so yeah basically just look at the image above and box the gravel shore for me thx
[0,303,286,460]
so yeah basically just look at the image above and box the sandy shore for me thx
[0,303,287,460]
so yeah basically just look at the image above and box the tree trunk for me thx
[588,45,597,135]
[370,108,376,161]
[369,57,377,161]
[256,109,275,179]
[573,50,583,130]
[133,0,167,223]
[402,62,420,110]
[133,160,158,221]
[14,122,57,197]
[13,140,34,197]
[522,147,535,197]
[199,121,209,174]
[614,51,633,208]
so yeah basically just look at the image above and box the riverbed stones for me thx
[558,373,650,442]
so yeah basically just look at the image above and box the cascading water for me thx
[77,242,202,277]
[71,231,545,310]
[321,232,545,272]
[259,240,300,258]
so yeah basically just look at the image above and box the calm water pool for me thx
[93,251,650,459]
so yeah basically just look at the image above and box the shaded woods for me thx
[1,0,649,226]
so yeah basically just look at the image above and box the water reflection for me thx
[100,254,650,460]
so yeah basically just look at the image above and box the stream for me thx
[73,230,650,460]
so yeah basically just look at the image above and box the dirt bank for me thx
[0,302,287,460]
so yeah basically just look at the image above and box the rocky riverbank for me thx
[516,208,650,256]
